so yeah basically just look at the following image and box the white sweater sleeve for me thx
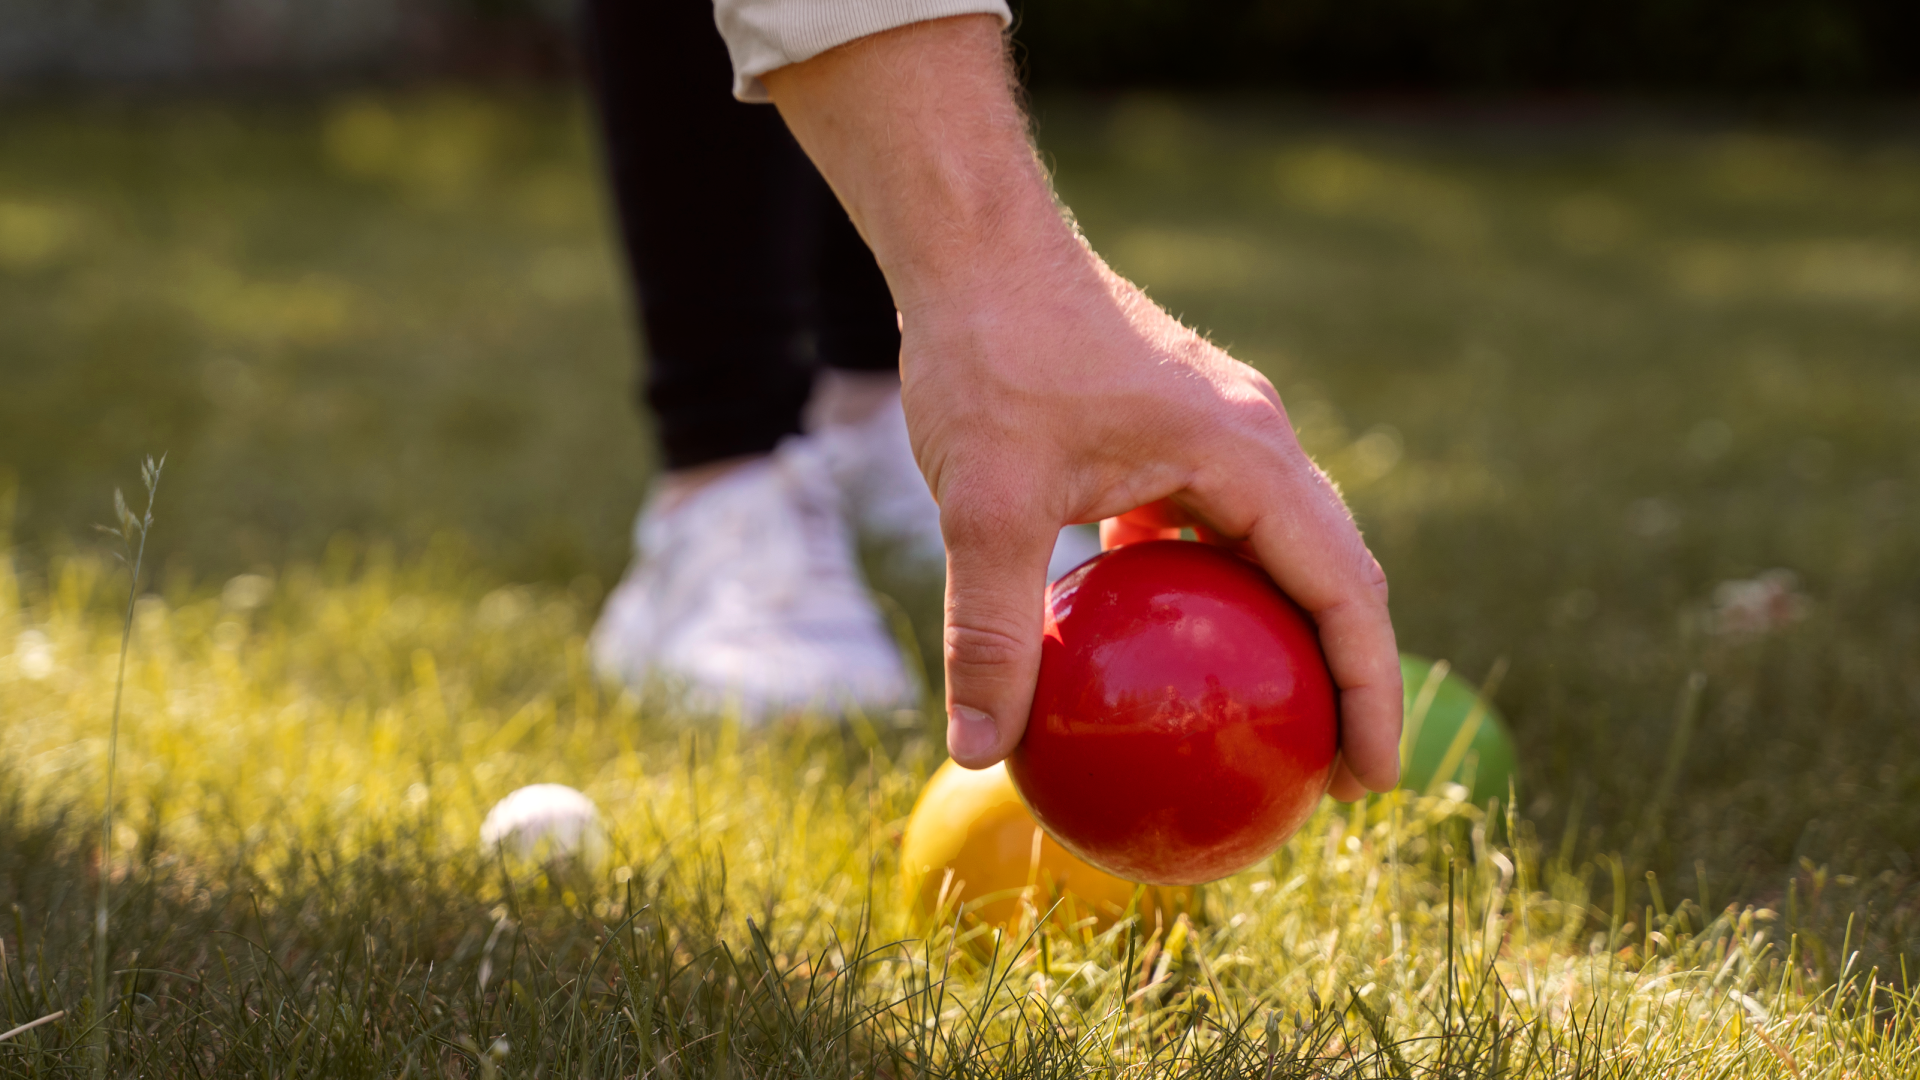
[714,0,1013,102]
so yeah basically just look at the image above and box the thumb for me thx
[940,504,1060,769]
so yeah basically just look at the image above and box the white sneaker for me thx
[589,438,916,718]
[810,381,947,573]
[809,381,1107,583]
[1047,522,1103,580]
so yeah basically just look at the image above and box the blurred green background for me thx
[4,0,1916,92]
[2,1,1917,968]
[1,93,647,583]
[1007,0,1920,93]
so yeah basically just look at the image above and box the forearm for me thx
[761,15,1082,315]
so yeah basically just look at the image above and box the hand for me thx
[902,251,1401,800]
[764,16,1401,799]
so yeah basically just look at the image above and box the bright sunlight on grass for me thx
[2,541,1915,1075]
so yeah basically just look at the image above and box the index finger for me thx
[1241,460,1403,795]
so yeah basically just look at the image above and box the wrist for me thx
[886,195,1092,320]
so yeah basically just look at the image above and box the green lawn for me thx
[1,89,1917,1074]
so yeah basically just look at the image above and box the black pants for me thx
[580,0,901,472]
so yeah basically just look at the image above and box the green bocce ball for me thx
[1398,654,1518,809]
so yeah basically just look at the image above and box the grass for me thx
[1,87,1917,1073]
[2,542,1916,1076]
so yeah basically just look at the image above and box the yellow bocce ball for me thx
[900,759,1190,935]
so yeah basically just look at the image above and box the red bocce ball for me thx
[1007,540,1338,886]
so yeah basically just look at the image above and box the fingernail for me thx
[947,705,1001,763]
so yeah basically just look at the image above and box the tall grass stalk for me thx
[90,454,162,1079]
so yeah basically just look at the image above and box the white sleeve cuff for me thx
[714,0,1013,102]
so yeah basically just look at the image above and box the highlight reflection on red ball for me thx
[1007,540,1338,886]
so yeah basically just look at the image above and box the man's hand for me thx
[764,15,1401,801]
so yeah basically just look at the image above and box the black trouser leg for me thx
[812,182,902,374]
[580,0,901,472]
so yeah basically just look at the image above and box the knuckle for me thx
[944,619,1027,676]
[1235,377,1287,422]
[1363,557,1391,604]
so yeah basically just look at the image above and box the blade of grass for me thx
[91,454,163,1080]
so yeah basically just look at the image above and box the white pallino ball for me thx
[480,784,607,866]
